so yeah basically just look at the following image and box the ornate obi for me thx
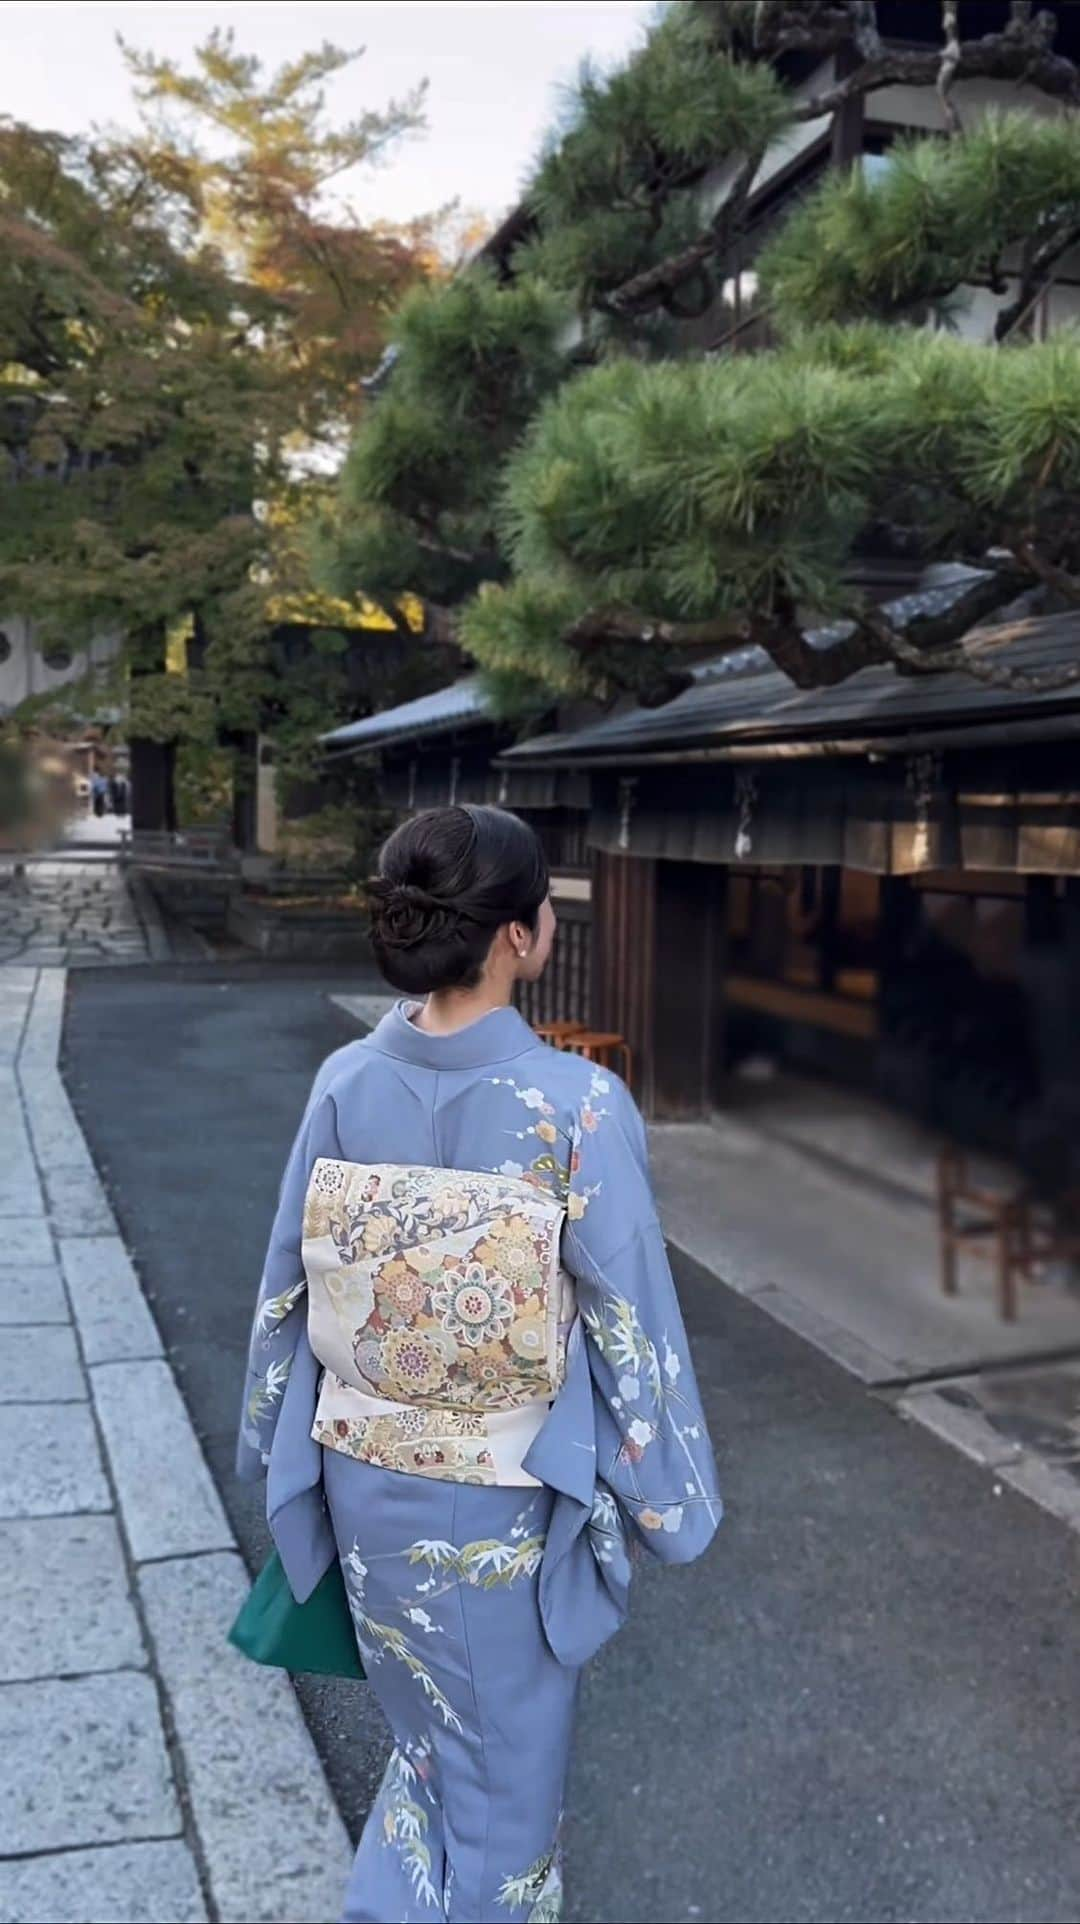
[301,1159,576,1486]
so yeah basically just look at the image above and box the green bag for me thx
[228,1549,365,1680]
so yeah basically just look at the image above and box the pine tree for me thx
[326,0,1080,712]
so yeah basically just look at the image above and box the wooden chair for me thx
[1011,1187,1080,1291]
[532,1020,588,1046]
[936,1145,1027,1323]
[563,1029,634,1087]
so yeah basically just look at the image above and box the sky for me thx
[0,1,654,226]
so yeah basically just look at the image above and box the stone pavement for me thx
[0,859,156,966]
[0,968,350,1924]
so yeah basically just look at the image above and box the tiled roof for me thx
[502,584,1080,766]
[319,676,491,754]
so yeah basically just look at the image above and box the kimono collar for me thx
[365,999,540,1071]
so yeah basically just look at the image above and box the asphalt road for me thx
[66,964,1080,1924]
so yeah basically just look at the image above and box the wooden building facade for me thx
[498,600,1080,1201]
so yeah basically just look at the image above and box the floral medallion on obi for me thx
[302,1161,570,1412]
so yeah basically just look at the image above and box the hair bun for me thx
[366,875,460,952]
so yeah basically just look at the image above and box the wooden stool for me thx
[533,1020,588,1045]
[563,1030,633,1087]
[936,1145,1027,1323]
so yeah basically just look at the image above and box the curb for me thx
[13,968,352,1923]
[897,1388,1080,1531]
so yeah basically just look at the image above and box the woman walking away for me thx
[236,804,721,1924]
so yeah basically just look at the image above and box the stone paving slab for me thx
[139,1553,352,1924]
[0,1516,145,1682]
[0,1215,55,1266]
[21,1072,98,1170]
[90,1359,233,1560]
[0,1072,44,1215]
[19,967,66,1065]
[0,1324,86,1403]
[0,1264,69,1325]
[44,1166,115,1235]
[0,862,152,969]
[0,1671,180,1853]
[0,1841,207,1924]
[0,1401,110,1516]
[60,1237,162,1365]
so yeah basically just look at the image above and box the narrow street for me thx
[63,963,1080,1924]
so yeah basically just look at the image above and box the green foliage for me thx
[461,575,594,703]
[327,269,569,610]
[341,269,568,524]
[759,113,1080,328]
[175,741,233,828]
[1,32,439,822]
[465,322,1080,701]
[327,9,1080,713]
[495,351,887,621]
[521,6,787,306]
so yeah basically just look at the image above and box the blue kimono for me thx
[237,1002,721,1924]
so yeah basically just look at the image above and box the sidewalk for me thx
[0,968,350,1924]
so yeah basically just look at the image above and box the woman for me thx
[237,804,721,1924]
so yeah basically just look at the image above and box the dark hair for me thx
[367,804,549,994]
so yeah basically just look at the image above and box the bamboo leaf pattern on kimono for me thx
[457,1535,546,1588]
[582,1293,663,1405]
[344,1543,464,1731]
[245,1353,291,1425]
[406,1533,545,1588]
[498,1842,563,1921]
[383,1746,439,1910]
[255,1280,305,1334]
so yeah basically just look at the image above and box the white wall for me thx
[0,617,122,717]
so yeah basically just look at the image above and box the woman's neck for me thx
[411,979,514,1037]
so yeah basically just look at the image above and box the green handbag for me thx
[228,1549,365,1680]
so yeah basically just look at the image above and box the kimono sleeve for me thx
[562,1068,722,1564]
[235,1085,342,1480]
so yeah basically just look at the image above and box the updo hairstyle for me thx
[367,804,549,995]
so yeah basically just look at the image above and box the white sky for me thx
[0,1,654,226]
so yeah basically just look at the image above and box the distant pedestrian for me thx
[237,804,722,1924]
[91,771,108,818]
[109,773,129,816]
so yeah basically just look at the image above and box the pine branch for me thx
[604,147,764,318]
[994,221,1080,341]
[750,607,886,685]
[1012,541,1080,605]
[564,606,751,651]
[748,572,1028,689]
[791,13,1080,124]
[604,7,1079,321]
[860,606,1080,692]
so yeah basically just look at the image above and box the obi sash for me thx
[301,1159,576,1486]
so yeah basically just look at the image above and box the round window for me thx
[0,632,10,665]
[43,646,73,673]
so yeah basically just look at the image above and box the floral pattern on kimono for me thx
[485,1059,721,1563]
[313,1399,498,1483]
